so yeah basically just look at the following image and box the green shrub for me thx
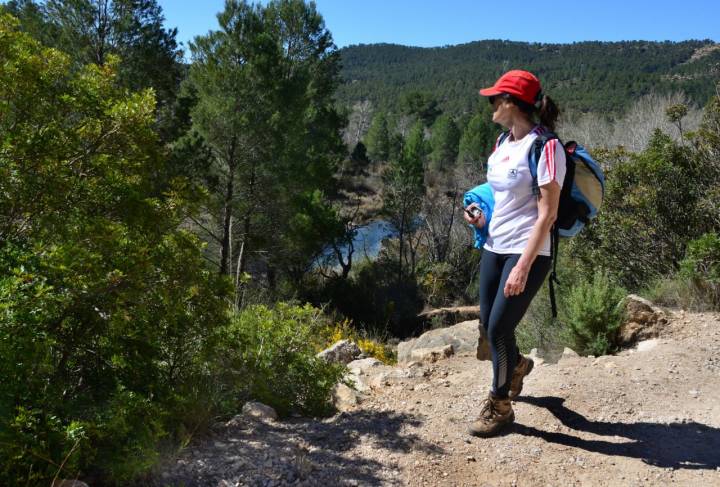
[215,303,346,418]
[679,232,720,309]
[643,276,704,310]
[648,233,720,311]
[516,283,564,356]
[516,246,583,356]
[0,19,231,485]
[561,270,626,356]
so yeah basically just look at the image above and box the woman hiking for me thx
[463,70,565,437]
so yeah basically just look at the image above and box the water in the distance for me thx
[352,220,397,259]
[320,220,397,265]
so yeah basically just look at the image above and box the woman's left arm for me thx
[503,181,561,297]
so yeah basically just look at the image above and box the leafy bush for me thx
[680,233,720,309]
[215,303,346,418]
[643,276,703,311]
[561,270,627,356]
[648,233,720,311]
[309,256,425,338]
[0,18,231,485]
[516,283,564,356]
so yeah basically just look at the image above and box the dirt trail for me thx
[156,311,720,486]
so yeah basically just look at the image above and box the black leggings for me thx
[479,250,551,398]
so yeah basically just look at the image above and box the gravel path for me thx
[155,310,720,486]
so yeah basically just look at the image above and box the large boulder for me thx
[416,306,481,328]
[617,295,669,346]
[317,339,361,365]
[397,319,489,364]
[242,401,278,422]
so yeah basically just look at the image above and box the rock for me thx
[52,482,89,487]
[410,344,454,363]
[367,372,392,389]
[242,401,278,421]
[333,383,365,411]
[346,359,395,392]
[528,348,546,366]
[317,339,361,365]
[225,414,247,428]
[397,319,489,364]
[347,357,384,374]
[416,305,481,328]
[617,295,668,346]
[636,338,660,352]
[346,371,371,393]
[561,347,579,358]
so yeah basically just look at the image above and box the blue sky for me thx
[159,0,720,51]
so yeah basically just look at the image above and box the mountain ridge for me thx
[337,39,720,115]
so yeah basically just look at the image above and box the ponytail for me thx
[538,95,559,132]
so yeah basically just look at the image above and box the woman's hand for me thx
[463,203,486,229]
[504,262,530,298]
[506,181,561,298]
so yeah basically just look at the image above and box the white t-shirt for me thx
[484,126,566,256]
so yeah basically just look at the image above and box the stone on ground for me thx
[317,339,361,364]
[397,319,489,364]
[617,294,669,346]
[242,401,278,421]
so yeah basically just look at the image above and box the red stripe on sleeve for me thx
[545,139,553,180]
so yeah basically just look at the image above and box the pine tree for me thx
[457,105,498,170]
[429,114,460,171]
[364,111,391,162]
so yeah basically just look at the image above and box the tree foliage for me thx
[3,0,183,108]
[364,111,391,162]
[383,121,426,282]
[337,40,720,116]
[457,104,498,168]
[0,15,230,484]
[429,114,460,171]
[184,0,346,297]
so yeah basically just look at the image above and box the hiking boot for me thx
[468,393,514,437]
[508,354,534,399]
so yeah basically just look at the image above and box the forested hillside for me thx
[337,40,720,114]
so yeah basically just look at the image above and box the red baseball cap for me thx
[479,70,541,105]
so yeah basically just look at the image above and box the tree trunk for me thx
[220,140,238,275]
[397,205,406,284]
[234,239,245,311]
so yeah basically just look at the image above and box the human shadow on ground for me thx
[514,395,720,470]
[288,409,443,484]
[157,409,441,487]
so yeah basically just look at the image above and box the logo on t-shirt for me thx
[507,168,518,179]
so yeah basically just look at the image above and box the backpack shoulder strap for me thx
[528,130,560,196]
[495,130,512,150]
[528,129,562,318]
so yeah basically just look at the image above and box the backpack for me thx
[497,130,605,316]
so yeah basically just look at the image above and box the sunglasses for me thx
[488,94,510,105]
